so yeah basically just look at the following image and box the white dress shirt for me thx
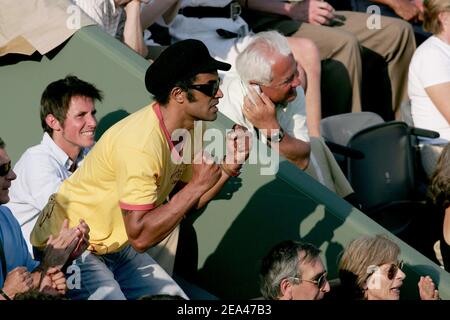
[169,0,250,65]
[71,0,123,36]
[218,74,354,197]
[5,133,89,255]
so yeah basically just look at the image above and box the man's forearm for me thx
[123,0,148,57]
[123,182,208,252]
[241,0,294,17]
[278,134,311,169]
[197,169,231,208]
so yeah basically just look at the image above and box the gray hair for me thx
[236,31,292,85]
[260,240,321,300]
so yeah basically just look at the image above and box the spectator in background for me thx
[0,137,89,300]
[428,143,450,271]
[6,76,101,255]
[219,31,355,200]
[408,0,450,177]
[241,0,416,119]
[72,0,179,59]
[260,240,330,300]
[169,0,323,137]
[338,234,439,300]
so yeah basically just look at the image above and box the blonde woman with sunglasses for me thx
[338,234,440,300]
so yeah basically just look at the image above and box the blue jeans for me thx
[66,245,188,300]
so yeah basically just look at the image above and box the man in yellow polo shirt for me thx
[31,39,250,300]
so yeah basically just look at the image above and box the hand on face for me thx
[242,87,279,130]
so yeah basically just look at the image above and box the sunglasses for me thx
[386,261,404,280]
[368,260,404,280]
[188,79,220,97]
[0,161,11,177]
[289,272,328,290]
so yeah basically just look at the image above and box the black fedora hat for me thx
[145,39,231,96]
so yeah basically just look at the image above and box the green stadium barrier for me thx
[1,25,449,300]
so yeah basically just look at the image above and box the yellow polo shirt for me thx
[31,103,193,254]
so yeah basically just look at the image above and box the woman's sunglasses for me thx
[188,79,220,97]
[387,260,404,280]
[0,161,11,177]
[368,260,404,280]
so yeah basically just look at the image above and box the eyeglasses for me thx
[0,161,11,177]
[188,79,220,97]
[387,261,404,280]
[368,260,404,280]
[289,272,328,290]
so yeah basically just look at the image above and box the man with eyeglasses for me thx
[218,31,355,201]
[260,240,330,300]
[0,137,89,300]
[30,39,250,300]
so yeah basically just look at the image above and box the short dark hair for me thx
[0,137,4,149]
[40,75,103,135]
[428,143,450,210]
[152,75,197,105]
[260,240,321,300]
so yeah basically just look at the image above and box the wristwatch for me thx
[266,127,285,144]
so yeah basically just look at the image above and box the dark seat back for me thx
[347,122,416,210]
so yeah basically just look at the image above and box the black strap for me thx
[179,2,238,19]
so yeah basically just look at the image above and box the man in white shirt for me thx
[6,75,102,255]
[219,31,354,198]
